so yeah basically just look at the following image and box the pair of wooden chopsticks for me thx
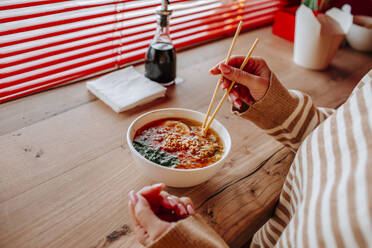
[201,21,259,136]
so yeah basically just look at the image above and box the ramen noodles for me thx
[133,118,224,169]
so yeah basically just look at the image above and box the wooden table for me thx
[1,26,371,248]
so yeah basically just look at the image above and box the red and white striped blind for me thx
[0,0,293,103]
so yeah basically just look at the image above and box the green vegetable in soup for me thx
[133,141,179,167]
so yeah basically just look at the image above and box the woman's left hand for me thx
[128,183,194,246]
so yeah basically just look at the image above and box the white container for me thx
[293,5,348,70]
[346,15,372,52]
[127,108,232,188]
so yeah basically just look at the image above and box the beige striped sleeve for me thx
[234,73,335,151]
[149,214,228,248]
[250,68,372,248]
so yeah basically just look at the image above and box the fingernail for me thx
[167,196,177,207]
[221,81,228,90]
[234,100,242,109]
[178,203,187,216]
[209,67,220,73]
[230,93,238,101]
[129,190,138,205]
[153,183,164,188]
[231,90,239,99]
[219,63,231,74]
[187,204,194,215]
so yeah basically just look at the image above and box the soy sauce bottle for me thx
[145,0,176,86]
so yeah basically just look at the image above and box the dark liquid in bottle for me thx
[145,42,176,85]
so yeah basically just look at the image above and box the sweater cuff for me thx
[233,73,299,131]
[148,214,228,248]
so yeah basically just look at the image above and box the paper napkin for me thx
[86,66,167,113]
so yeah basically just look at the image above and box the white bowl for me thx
[127,108,231,188]
[346,16,372,52]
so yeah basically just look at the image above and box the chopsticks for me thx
[201,21,243,131]
[202,38,259,136]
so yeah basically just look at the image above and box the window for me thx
[0,0,292,103]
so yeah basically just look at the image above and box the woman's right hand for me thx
[209,56,271,111]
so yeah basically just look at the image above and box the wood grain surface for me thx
[0,26,371,248]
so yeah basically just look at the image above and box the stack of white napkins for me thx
[86,66,166,113]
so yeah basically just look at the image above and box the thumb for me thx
[219,63,261,90]
[138,183,165,198]
[135,194,170,239]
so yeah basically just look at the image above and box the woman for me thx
[128,57,372,247]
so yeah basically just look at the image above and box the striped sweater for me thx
[149,69,372,248]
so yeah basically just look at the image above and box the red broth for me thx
[133,118,224,169]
